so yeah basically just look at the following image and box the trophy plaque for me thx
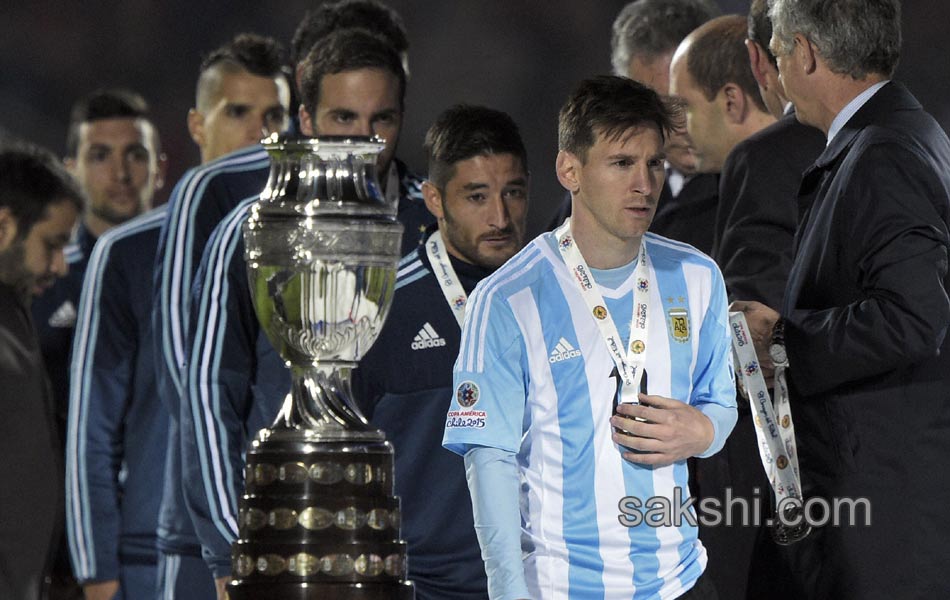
[229,133,413,599]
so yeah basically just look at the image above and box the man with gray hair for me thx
[734,1,950,597]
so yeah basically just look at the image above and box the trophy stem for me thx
[268,363,383,442]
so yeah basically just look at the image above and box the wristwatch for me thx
[769,318,789,367]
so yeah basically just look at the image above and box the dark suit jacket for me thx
[695,112,824,600]
[650,172,719,256]
[714,111,825,307]
[783,81,950,599]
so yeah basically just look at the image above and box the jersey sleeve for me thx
[690,264,738,458]
[65,239,135,582]
[464,446,530,600]
[443,282,527,456]
[182,204,257,578]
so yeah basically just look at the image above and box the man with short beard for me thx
[0,143,82,600]
[350,104,530,598]
[180,28,434,598]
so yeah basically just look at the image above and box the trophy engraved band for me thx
[229,134,414,599]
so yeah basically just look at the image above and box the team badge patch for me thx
[630,340,645,354]
[667,307,690,343]
[593,305,607,320]
[456,381,480,407]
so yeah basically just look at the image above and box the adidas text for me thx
[549,337,581,363]
[411,338,447,350]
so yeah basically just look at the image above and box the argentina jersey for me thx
[444,231,736,599]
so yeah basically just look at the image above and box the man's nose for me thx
[487,193,512,229]
[50,249,69,278]
[116,154,132,183]
[630,165,657,198]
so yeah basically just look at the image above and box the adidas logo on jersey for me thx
[48,300,77,328]
[411,322,447,350]
[549,337,581,363]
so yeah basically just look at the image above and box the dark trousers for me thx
[679,572,718,600]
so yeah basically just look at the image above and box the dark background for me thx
[2,0,947,234]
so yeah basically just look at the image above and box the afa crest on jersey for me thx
[667,307,690,343]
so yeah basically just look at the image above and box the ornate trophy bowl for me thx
[229,134,413,599]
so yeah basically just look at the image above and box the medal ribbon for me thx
[728,312,804,505]
[425,230,467,327]
[554,218,650,405]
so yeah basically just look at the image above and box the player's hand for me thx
[83,580,119,600]
[215,576,230,600]
[610,393,714,466]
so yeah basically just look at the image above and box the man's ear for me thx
[721,83,748,124]
[299,105,314,136]
[187,108,205,149]
[746,40,771,91]
[795,33,818,75]
[421,181,444,220]
[556,150,581,194]
[0,207,19,251]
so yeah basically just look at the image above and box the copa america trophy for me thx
[229,133,414,599]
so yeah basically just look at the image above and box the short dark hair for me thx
[748,0,776,67]
[299,28,406,119]
[65,88,151,158]
[684,15,768,113]
[196,33,287,111]
[0,143,84,237]
[424,105,528,191]
[611,0,720,76]
[770,0,901,79]
[558,75,675,162]
[291,0,408,70]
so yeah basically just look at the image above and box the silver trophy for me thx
[229,133,414,599]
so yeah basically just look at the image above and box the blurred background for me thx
[1,0,947,234]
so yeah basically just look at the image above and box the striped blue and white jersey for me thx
[183,163,434,577]
[66,207,168,584]
[443,231,737,599]
[152,144,272,555]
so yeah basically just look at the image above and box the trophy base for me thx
[228,580,415,600]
